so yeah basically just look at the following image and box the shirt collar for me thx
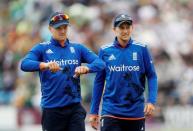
[113,37,133,48]
[50,37,69,47]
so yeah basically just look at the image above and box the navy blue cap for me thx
[49,12,69,28]
[114,14,133,27]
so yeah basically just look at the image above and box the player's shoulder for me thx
[68,41,92,53]
[131,40,147,48]
[31,41,51,50]
[69,41,86,49]
[101,43,114,50]
[68,40,81,46]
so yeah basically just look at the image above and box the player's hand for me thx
[144,103,155,118]
[89,115,99,130]
[74,66,89,78]
[40,62,60,73]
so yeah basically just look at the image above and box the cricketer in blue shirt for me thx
[89,14,158,131]
[20,12,105,131]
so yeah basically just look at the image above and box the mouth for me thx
[122,35,129,37]
[59,34,65,37]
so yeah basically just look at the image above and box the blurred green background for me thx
[0,0,193,130]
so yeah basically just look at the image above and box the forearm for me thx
[90,90,103,115]
[87,58,105,73]
[21,59,41,72]
[147,76,158,104]
[90,72,105,114]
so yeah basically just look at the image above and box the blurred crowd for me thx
[0,0,193,127]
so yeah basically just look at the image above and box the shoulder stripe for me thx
[39,41,51,45]
[132,41,146,47]
[101,43,114,49]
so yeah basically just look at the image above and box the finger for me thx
[48,64,54,72]
[148,107,154,115]
[81,67,86,74]
[75,67,80,75]
[145,107,154,116]
[75,67,79,72]
[91,122,98,130]
[145,111,152,117]
[92,125,97,130]
[55,65,60,72]
[73,73,79,78]
[75,67,84,75]
[78,67,82,73]
[83,66,89,73]
[52,64,58,72]
[50,63,60,72]
[89,116,98,130]
[144,105,147,113]
[76,67,81,74]
[52,64,57,72]
[148,110,153,116]
[80,67,85,74]
[144,105,150,115]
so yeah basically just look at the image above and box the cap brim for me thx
[52,21,69,28]
[115,20,132,27]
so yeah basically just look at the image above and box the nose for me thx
[60,27,66,33]
[123,28,128,33]
[61,29,65,33]
[58,26,67,33]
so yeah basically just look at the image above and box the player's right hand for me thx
[40,62,60,73]
[89,115,99,130]
[73,66,89,78]
[144,103,155,118]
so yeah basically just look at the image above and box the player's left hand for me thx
[74,66,89,78]
[89,115,99,130]
[144,103,155,118]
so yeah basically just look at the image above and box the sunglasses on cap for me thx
[50,14,69,23]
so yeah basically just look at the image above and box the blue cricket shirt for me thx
[21,37,105,108]
[90,37,158,118]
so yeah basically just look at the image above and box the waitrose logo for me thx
[47,59,79,66]
[108,65,140,72]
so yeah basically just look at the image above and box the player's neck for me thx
[118,38,129,48]
[58,39,66,47]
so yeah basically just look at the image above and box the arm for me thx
[80,45,106,73]
[20,44,42,72]
[89,49,106,129]
[89,69,106,129]
[90,70,106,115]
[20,44,60,72]
[143,46,158,117]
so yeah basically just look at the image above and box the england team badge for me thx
[70,47,75,53]
[132,52,137,60]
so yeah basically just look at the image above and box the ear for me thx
[48,26,51,31]
[130,24,134,30]
[112,27,116,33]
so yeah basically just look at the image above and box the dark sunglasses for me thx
[50,14,69,23]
